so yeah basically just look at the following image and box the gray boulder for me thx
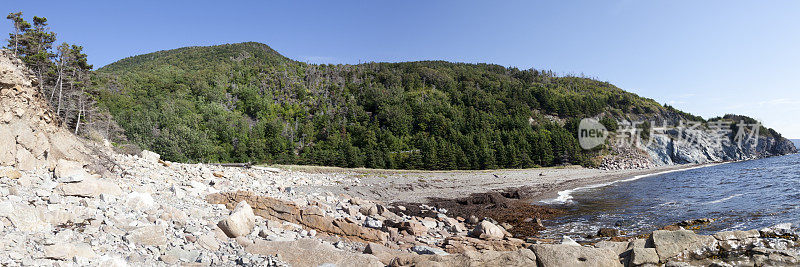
[56,177,123,197]
[411,245,448,255]
[54,159,88,183]
[43,243,97,260]
[530,244,623,267]
[648,230,719,262]
[218,201,257,238]
[470,220,506,240]
[713,229,761,251]
[629,248,658,266]
[751,247,800,266]
[125,225,167,246]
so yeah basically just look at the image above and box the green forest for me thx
[5,13,788,170]
[92,42,668,170]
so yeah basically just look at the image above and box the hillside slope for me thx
[0,49,98,172]
[93,42,796,169]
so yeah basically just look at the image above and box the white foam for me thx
[541,163,722,205]
[705,193,744,204]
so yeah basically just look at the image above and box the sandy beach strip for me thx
[289,163,710,204]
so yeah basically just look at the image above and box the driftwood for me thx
[208,162,252,168]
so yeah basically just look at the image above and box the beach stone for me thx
[54,159,88,183]
[125,192,155,211]
[530,244,622,267]
[360,205,378,216]
[198,233,220,251]
[648,230,719,262]
[56,177,123,197]
[43,243,96,260]
[364,217,382,229]
[471,220,505,240]
[1,168,21,179]
[400,221,428,236]
[629,247,659,266]
[420,218,438,229]
[218,201,256,238]
[125,225,167,246]
[5,203,49,232]
[412,245,448,255]
[140,150,160,163]
[163,248,199,263]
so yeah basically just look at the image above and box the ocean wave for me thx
[541,164,721,205]
[705,193,745,204]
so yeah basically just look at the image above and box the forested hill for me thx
[92,42,699,169]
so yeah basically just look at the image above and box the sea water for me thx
[540,153,800,240]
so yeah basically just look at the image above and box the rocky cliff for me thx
[599,109,797,169]
[0,50,97,173]
[645,122,797,166]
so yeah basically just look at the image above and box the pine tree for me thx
[5,12,29,56]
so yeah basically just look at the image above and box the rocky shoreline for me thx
[1,150,798,266]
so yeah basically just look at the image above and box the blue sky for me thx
[3,0,799,138]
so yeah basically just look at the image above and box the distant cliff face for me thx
[643,116,797,166]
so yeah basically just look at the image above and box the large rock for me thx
[246,238,383,267]
[713,229,761,251]
[400,220,428,236]
[217,201,257,238]
[208,191,388,242]
[43,243,97,260]
[411,245,448,255]
[648,230,719,262]
[530,244,623,267]
[56,177,123,197]
[470,220,506,240]
[54,159,88,183]
[629,248,658,266]
[140,150,160,163]
[125,192,155,211]
[46,131,90,166]
[365,243,417,265]
[392,249,538,267]
[2,203,49,232]
[14,144,38,171]
[759,223,795,238]
[443,236,526,253]
[125,225,167,246]
[751,247,800,266]
[16,129,47,158]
